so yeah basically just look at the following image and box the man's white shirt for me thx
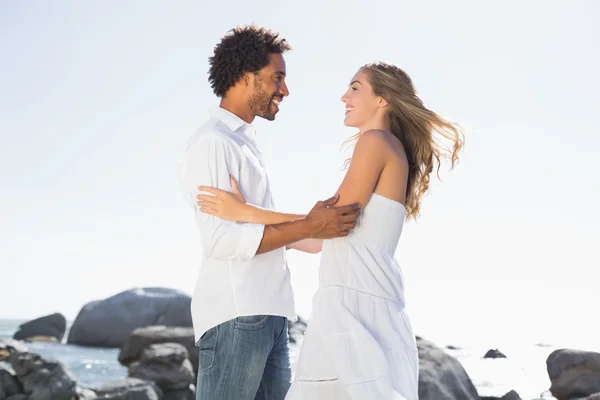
[179,106,296,343]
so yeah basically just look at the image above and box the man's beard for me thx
[248,84,276,121]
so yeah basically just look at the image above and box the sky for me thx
[1,0,599,349]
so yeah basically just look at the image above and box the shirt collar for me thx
[209,106,260,147]
[209,106,252,133]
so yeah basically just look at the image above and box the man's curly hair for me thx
[208,25,292,97]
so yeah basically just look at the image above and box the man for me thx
[179,25,361,400]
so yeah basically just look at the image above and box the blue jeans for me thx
[195,315,291,400]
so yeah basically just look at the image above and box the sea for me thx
[0,318,582,399]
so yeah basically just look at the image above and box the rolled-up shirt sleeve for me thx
[180,135,265,260]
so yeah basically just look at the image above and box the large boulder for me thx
[9,351,79,400]
[0,364,23,399]
[547,348,600,400]
[67,288,193,347]
[93,378,163,400]
[128,343,195,392]
[119,326,198,374]
[13,312,67,342]
[417,337,480,400]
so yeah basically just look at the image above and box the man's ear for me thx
[241,72,250,86]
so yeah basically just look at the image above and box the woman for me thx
[196,62,464,399]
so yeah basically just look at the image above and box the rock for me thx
[9,351,78,400]
[67,287,193,348]
[0,364,23,399]
[128,343,195,392]
[6,395,28,400]
[417,337,479,400]
[119,326,198,373]
[481,390,522,400]
[583,394,600,400]
[13,313,67,343]
[573,394,600,400]
[288,317,307,344]
[140,343,189,364]
[0,340,28,362]
[547,348,600,400]
[446,345,461,350]
[76,386,99,399]
[24,336,60,343]
[163,384,195,400]
[484,349,507,359]
[500,390,522,400]
[93,378,163,400]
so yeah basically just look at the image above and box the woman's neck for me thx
[359,118,391,134]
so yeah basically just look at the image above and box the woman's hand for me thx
[197,175,250,222]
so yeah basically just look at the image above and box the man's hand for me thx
[305,194,361,239]
[254,194,361,255]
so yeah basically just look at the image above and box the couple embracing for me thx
[179,25,463,400]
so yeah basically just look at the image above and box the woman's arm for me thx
[287,238,324,254]
[268,131,389,255]
[244,207,305,225]
[334,130,389,208]
[198,193,305,225]
[197,175,305,224]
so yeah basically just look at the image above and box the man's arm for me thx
[180,135,265,260]
[256,219,314,255]
[255,194,360,254]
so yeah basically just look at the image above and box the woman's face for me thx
[340,69,382,130]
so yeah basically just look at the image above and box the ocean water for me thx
[0,318,567,398]
[0,319,126,388]
[0,318,302,390]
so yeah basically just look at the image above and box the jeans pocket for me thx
[198,326,218,372]
[233,315,270,331]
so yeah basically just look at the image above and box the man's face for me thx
[248,53,289,121]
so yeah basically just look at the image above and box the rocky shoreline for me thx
[1,287,599,400]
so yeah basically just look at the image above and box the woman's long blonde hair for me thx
[346,62,464,220]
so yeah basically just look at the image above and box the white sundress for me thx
[286,193,419,400]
